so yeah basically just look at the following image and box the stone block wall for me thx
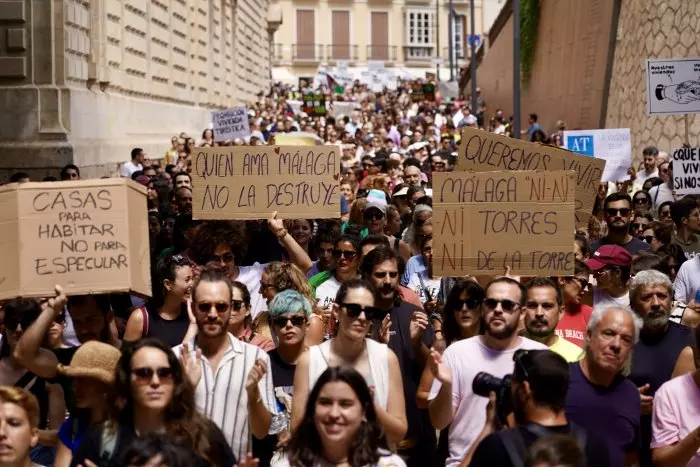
[605,0,700,163]
[0,0,276,180]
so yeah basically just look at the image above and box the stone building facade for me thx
[0,0,281,180]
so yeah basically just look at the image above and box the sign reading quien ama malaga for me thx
[456,127,605,228]
[191,145,342,220]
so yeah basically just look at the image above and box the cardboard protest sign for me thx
[646,58,700,116]
[672,147,700,195]
[191,146,341,220]
[331,101,358,118]
[212,108,250,142]
[564,129,631,182]
[0,179,151,300]
[456,127,605,228]
[433,171,576,277]
[303,94,326,116]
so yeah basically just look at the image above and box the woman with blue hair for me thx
[254,289,312,466]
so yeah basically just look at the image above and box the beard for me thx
[486,320,518,340]
[526,320,553,339]
[644,311,669,331]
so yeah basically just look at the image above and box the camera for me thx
[472,372,513,425]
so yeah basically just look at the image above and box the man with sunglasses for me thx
[468,350,611,467]
[360,246,435,466]
[591,192,650,255]
[670,197,700,260]
[587,245,633,311]
[555,260,594,348]
[428,277,547,467]
[522,278,583,362]
[176,269,277,462]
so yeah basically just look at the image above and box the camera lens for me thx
[472,372,505,398]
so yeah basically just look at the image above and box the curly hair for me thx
[280,366,388,467]
[263,262,315,305]
[188,221,247,266]
[109,339,221,465]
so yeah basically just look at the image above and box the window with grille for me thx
[406,10,434,59]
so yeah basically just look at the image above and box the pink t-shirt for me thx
[652,372,700,466]
[428,335,548,467]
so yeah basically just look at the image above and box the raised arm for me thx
[268,211,313,273]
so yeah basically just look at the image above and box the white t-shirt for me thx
[272,452,406,467]
[315,276,341,312]
[120,160,142,178]
[636,168,659,187]
[428,336,548,467]
[649,183,675,214]
[674,257,700,304]
[593,288,630,311]
[236,262,268,319]
[406,271,440,303]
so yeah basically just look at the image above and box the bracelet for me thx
[276,228,288,240]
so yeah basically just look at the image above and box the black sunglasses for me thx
[643,235,655,243]
[364,211,384,220]
[631,222,647,230]
[196,302,230,313]
[4,315,35,331]
[54,313,66,325]
[132,367,174,382]
[455,298,482,310]
[208,252,234,264]
[605,208,631,217]
[272,316,306,328]
[633,198,649,204]
[483,298,520,312]
[333,249,357,260]
[340,303,382,320]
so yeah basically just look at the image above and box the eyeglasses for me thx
[54,313,66,325]
[643,235,655,243]
[525,301,556,311]
[271,316,307,328]
[605,208,631,217]
[373,271,399,279]
[332,249,357,260]
[631,223,648,230]
[132,367,174,384]
[209,252,234,264]
[455,298,482,310]
[567,277,590,291]
[232,300,244,311]
[196,302,231,313]
[364,211,384,221]
[660,211,672,218]
[633,198,649,205]
[340,303,382,320]
[171,254,187,265]
[483,298,520,312]
[362,163,375,168]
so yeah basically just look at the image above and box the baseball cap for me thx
[586,245,633,271]
[392,183,409,197]
[364,189,387,214]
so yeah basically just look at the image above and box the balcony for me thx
[326,44,359,64]
[272,43,285,65]
[403,46,435,64]
[366,45,398,63]
[292,44,324,63]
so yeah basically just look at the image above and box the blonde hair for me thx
[0,386,40,428]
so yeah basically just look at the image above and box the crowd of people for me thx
[1,79,700,467]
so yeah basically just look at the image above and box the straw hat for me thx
[57,341,121,384]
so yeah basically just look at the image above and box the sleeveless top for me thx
[145,304,191,348]
[308,339,389,410]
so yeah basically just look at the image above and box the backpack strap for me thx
[140,306,149,337]
[99,423,119,466]
[497,429,528,467]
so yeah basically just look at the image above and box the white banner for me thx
[672,147,700,195]
[646,57,700,116]
[564,129,631,182]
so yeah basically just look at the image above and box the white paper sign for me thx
[212,108,250,142]
[331,101,357,118]
[672,147,700,195]
[646,58,700,116]
[564,129,631,182]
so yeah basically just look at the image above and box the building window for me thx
[452,14,465,59]
[406,10,434,59]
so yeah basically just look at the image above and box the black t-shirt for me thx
[591,236,650,255]
[70,421,237,467]
[628,321,692,467]
[372,301,435,446]
[470,423,612,467]
[145,303,191,348]
[253,349,297,467]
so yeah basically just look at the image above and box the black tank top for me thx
[145,303,190,348]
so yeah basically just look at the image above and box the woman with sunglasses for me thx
[47,310,68,350]
[124,255,196,348]
[261,262,325,345]
[402,204,433,257]
[632,191,652,215]
[276,366,405,467]
[228,281,274,352]
[657,200,675,228]
[71,338,236,467]
[311,234,361,316]
[254,290,312,466]
[555,259,593,348]
[292,280,407,444]
[630,211,654,240]
[643,221,672,252]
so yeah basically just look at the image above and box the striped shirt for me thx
[173,333,278,461]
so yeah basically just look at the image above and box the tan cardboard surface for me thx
[433,170,576,277]
[191,146,341,220]
[0,179,151,299]
[456,127,605,227]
